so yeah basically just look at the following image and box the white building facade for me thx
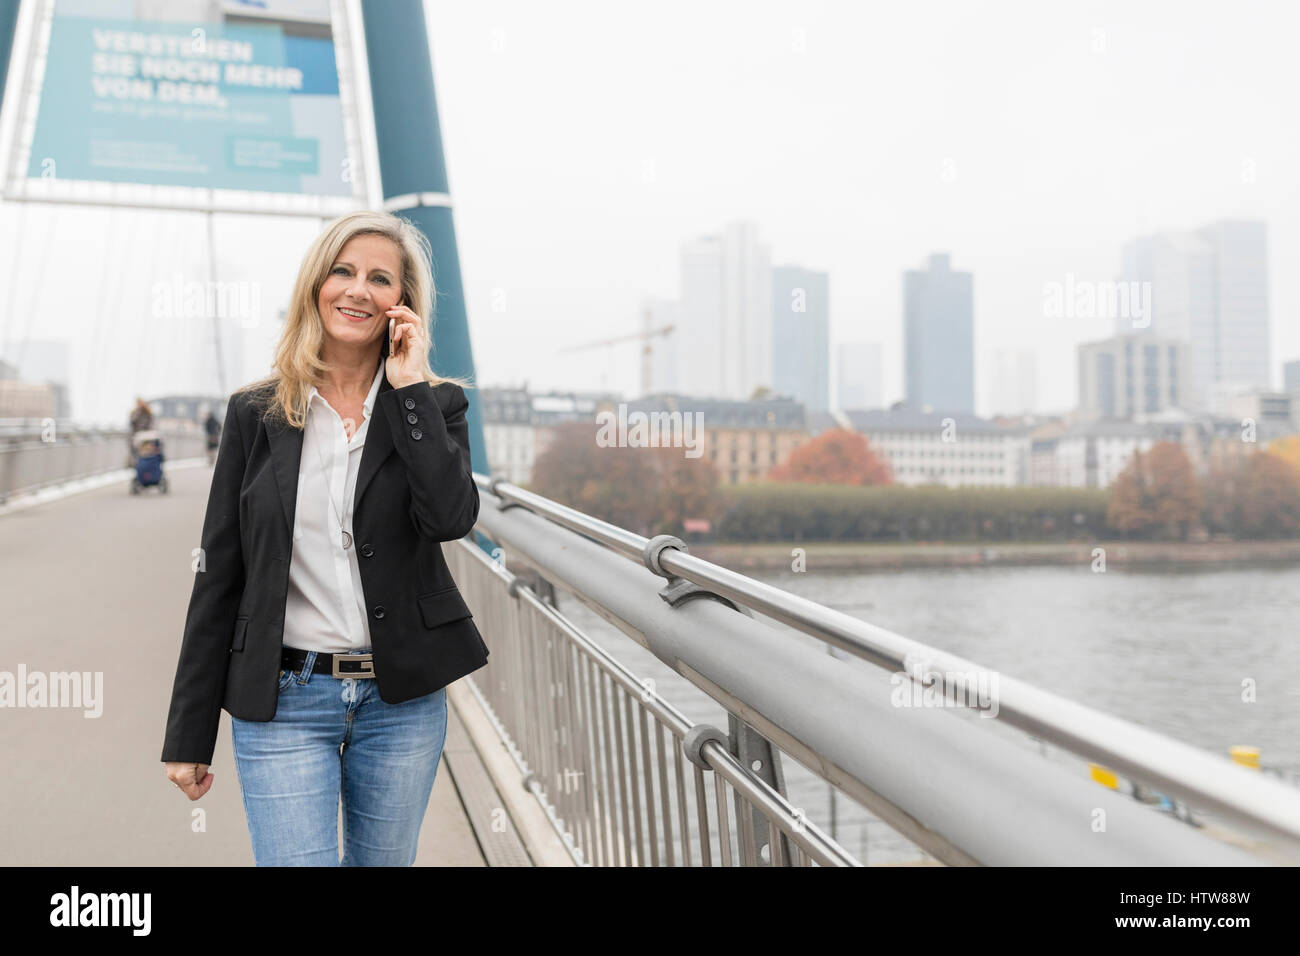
[842,410,1029,487]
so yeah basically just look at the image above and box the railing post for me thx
[642,534,799,867]
[512,564,557,609]
[727,715,793,866]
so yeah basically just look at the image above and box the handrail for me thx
[476,473,1300,850]
[452,538,859,866]
[0,428,209,501]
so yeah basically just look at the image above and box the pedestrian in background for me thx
[203,410,220,466]
[127,397,154,467]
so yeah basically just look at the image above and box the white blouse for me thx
[283,360,385,654]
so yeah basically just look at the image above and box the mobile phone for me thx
[383,295,409,358]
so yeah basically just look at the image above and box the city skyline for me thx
[425,0,1300,419]
[626,216,1273,420]
[1,208,1286,428]
[4,1,1300,425]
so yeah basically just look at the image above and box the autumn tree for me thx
[1203,450,1300,538]
[529,421,721,536]
[1106,441,1201,539]
[1147,441,1202,536]
[1106,450,1148,535]
[768,428,892,485]
[650,444,721,535]
[1265,435,1300,478]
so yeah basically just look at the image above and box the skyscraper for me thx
[771,265,829,412]
[903,253,974,414]
[1284,359,1300,391]
[678,221,772,400]
[1120,220,1269,409]
[1201,220,1269,392]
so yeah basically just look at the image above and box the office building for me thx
[1120,220,1269,409]
[829,409,1028,487]
[771,265,829,412]
[625,393,808,485]
[1283,359,1300,391]
[904,253,974,414]
[678,221,772,401]
[1077,334,1191,420]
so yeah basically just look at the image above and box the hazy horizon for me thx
[1,0,1297,425]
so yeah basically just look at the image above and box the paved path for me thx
[0,463,485,865]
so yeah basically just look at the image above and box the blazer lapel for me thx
[265,369,397,541]
[267,409,304,539]
[354,370,395,509]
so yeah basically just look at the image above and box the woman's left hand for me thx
[385,305,427,389]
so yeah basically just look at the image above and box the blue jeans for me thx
[230,649,448,866]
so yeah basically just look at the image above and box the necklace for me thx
[310,407,357,551]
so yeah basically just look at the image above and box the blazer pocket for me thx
[231,617,248,651]
[418,588,473,629]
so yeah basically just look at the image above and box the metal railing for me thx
[450,474,1300,866]
[0,425,208,502]
[448,538,857,866]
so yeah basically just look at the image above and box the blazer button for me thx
[360,543,375,557]
[373,605,386,620]
[410,428,423,440]
[406,412,418,425]
[404,397,416,410]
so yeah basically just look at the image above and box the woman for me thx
[127,397,155,467]
[161,210,489,866]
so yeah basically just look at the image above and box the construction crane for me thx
[556,308,675,396]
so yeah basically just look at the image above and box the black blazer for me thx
[161,368,488,766]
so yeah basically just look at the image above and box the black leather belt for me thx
[281,645,375,679]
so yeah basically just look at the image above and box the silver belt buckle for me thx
[333,653,375,679]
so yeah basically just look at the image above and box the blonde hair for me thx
[240,210,473,428]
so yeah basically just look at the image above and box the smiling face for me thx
[317,233,405,354]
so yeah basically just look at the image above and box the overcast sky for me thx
[1,0,1297,424]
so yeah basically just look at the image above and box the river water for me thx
[554,562,1300,864]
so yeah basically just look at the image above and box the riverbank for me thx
[688,539,1300,570]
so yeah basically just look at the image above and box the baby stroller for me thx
[130,429,168,494]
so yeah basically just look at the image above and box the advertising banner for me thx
[24,0,354,198]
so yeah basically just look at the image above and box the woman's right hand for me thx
[165,761,213,800]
